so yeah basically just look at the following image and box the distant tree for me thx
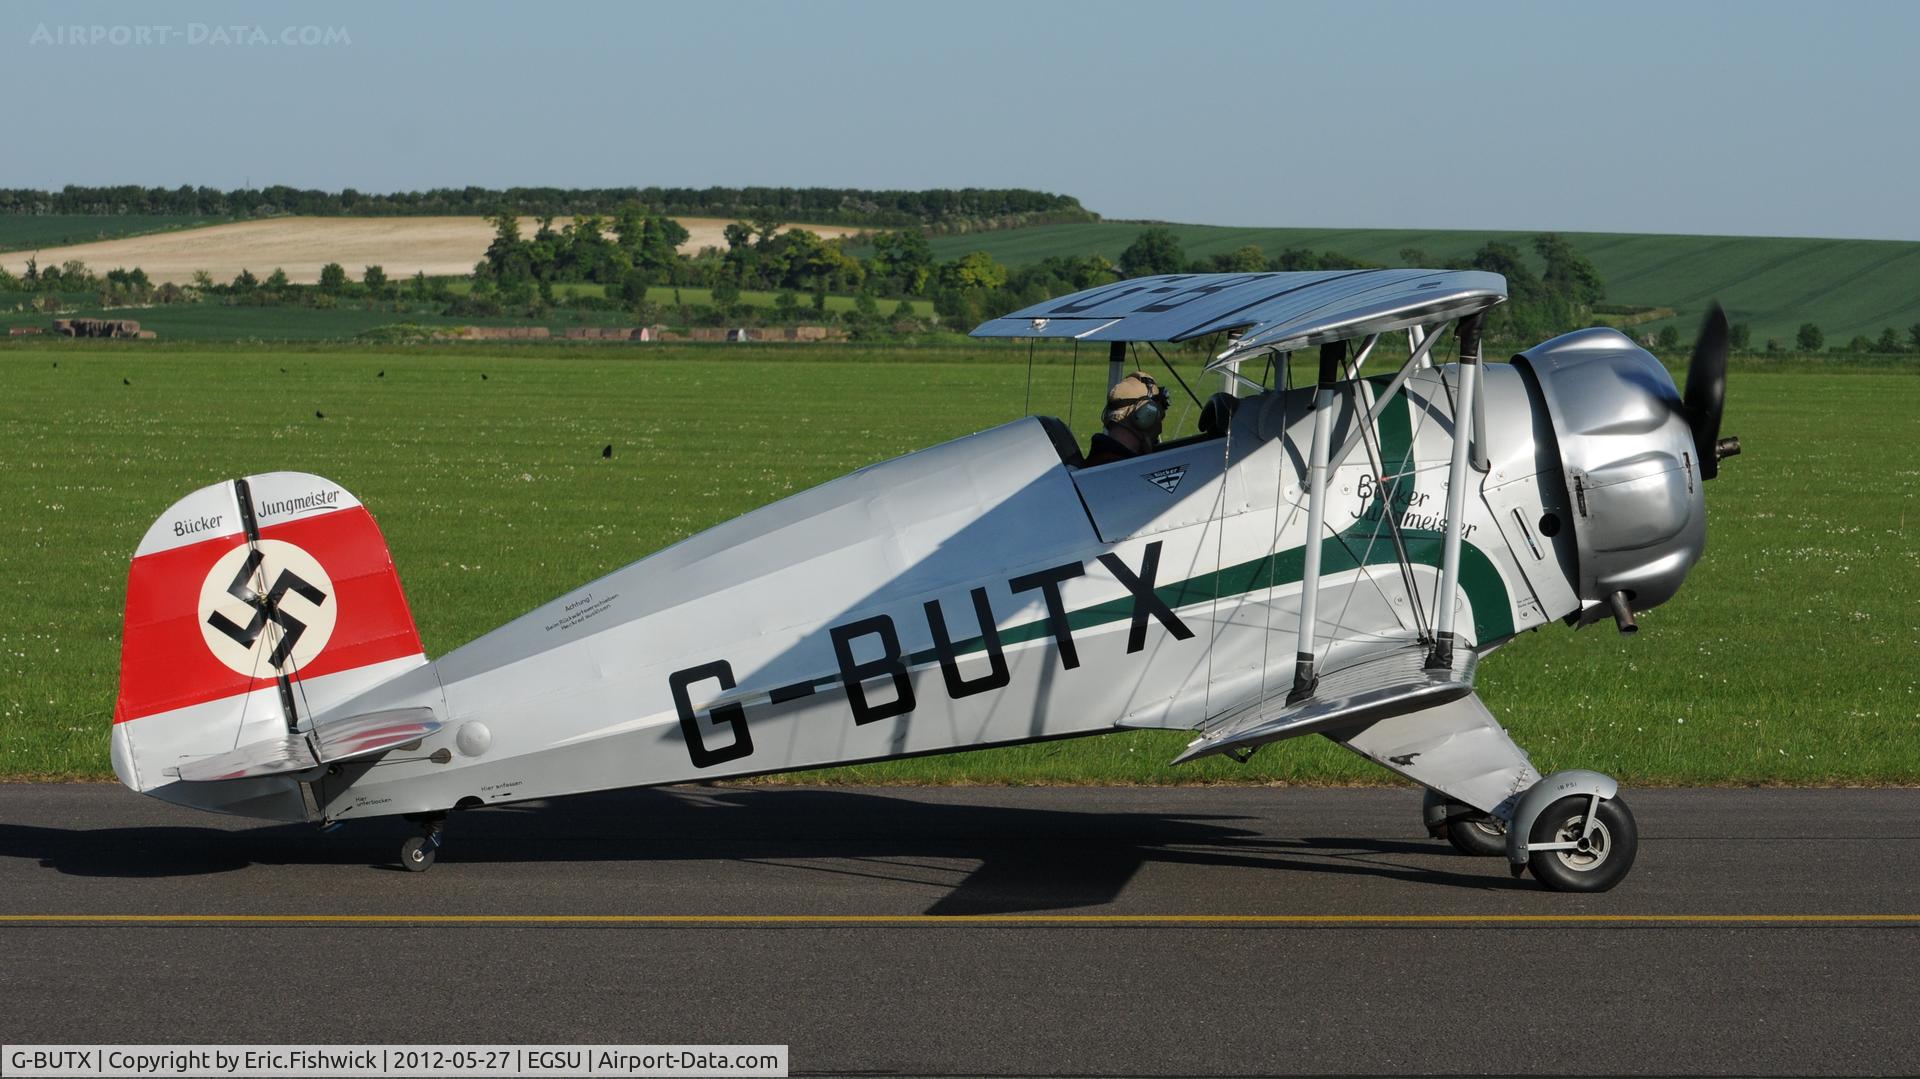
[1119,227,1185,277]
[1728,322,1751,351]
[711,279,741,307]
[58,260,95,289]
[1398,247,1432,267]
[1910,323,1920,351]
[362,265,388,295]
[23,256,37,286]
[1533,233,1604,306]
[891,298,917,320]
[1847,334,1874,353]
[1219,244,1268,273]
[868,230,935,294]
[773,290,800,318]
[940,250,1008,291]
[264,268,290,291]
[1796,322,1824,351]
[232,268,258,292]
[409,271,430,300]
[748,212,785,247]
[1657,324,1680,349]
[1765,338,1783,352]
[1464,241,1542,303]
[854,290,879,317]
[1876,326,1901,353]
[485,211,528,282]
[318,262,348,293]
[191,269,214,290]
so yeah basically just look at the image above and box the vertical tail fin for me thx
[114,472,426,817]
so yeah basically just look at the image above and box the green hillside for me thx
[0,215,230,253]
[920,223,1920,348]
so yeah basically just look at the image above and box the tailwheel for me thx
[1421,791,1507,856]
[1526,794,1637,892]
[399,814,446,872]
[1444,808,1507,857]
[400,835,436,872]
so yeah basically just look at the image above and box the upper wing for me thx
[969,269,1505,359]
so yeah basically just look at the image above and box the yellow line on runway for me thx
[3,913,1918,926]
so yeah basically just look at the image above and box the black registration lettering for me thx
[669,661,754,768]
[1098,541,1195,653]
[923,587,1010,699]
[1008,561,1086,670]
[832,615,915,725]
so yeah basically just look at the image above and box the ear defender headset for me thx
[1122,377,1169,432]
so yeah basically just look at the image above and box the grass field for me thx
[0,215,230,254]
[910,223,1920,349]
[0,301,696,343]
[0,295,940,343]
[0,342,1912,785]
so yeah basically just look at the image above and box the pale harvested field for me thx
[0,216,865,285]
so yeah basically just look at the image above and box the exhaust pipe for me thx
[1607,591,1638,634]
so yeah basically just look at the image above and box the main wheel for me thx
[400,835,436,872]
[1527,794,1636,892]
[1445,809,1508,857]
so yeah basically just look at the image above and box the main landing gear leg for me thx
[400,812,446,872]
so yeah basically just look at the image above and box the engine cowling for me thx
[1514,328,1707,621]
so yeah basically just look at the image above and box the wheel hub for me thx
[1552,815,1611,871]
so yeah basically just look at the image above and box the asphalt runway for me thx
[2,783,1916,1077]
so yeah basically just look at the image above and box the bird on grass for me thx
[315,410,326,419]
[378,370,385,378]
[481,373,490,381]
[122,378,130,386]
[602,444,613,459]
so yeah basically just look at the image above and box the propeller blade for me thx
[1683,302,1730,480]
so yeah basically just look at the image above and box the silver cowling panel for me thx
[1514,328,1705,614]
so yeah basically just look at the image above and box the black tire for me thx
[1445,811,1509,857]
[401,835,436,872]
[1527,794,1636,892]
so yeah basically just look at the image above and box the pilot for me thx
[1085,370,1169,466]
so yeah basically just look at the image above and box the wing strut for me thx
[1426,312,1485,670]
[1267,312,1472,704]
[1287,340,1348,704]
[1342,337,1431,642]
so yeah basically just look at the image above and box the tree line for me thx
[0,185,1096,229]
[13,212,1920,352]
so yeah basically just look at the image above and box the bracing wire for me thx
[1023,338,1035,417]
[1068,340,1080,429]
[1141,340,1202,407]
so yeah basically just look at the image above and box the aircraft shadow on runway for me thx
[0,786,1523,909]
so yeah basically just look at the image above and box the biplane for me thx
[111,269,1736,890]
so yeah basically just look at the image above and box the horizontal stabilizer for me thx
[172,707,440,782]
[1175,644,1477,765]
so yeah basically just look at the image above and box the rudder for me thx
[113,472,427,818]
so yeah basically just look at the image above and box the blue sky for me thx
[8,0,1918,239]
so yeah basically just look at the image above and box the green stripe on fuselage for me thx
[910,380,1513,666]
